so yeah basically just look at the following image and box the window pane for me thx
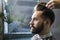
[4,0,37,33]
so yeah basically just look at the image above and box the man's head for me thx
[30,2,55,34]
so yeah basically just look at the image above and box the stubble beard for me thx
[31,24,44,34]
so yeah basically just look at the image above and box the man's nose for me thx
[29,20,34,25]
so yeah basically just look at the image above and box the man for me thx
[30,2,55,40]
[46,0,60,9]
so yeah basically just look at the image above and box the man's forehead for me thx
[32,11,43,18]
[34,5,37,11]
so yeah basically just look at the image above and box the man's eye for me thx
[34,18,38,21]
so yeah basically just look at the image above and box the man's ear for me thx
[44,19,51,27]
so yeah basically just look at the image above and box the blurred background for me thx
[2,0,60,40]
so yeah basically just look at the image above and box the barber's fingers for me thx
[46,0,53,7]
[47,2,55,9]
[46,0,55,9]
[50,5,55,9]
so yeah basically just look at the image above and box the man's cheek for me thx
[35,22,39,26]
[34,22,38,26]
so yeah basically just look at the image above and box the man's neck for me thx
[39,27,50,35]
[38,31,52,38]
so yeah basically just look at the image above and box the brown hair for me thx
[35,2,55,25]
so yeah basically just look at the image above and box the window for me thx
[3,0,38,33]
[3,0,38,40]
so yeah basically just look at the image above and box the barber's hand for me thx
[46,0,60,9]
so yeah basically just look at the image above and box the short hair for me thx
[35,2,55,25]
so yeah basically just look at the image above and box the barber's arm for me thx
[46,0,60,9]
